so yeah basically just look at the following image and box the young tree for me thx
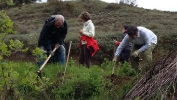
[0,10,29,99]
[0,11,27,60]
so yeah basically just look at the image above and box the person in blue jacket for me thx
[114,25,132,63]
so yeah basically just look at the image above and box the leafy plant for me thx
[0,11,29,99]
[32,47,47,62]
[51,65,105,100]
[117,62,137,77]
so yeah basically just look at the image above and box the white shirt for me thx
[115,26,157,56]
[82,20,95,44]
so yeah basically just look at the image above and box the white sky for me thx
[101,0,177,12]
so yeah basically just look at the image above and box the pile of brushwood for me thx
[121,49,177,100]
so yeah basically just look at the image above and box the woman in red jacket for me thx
[78,11,99,68]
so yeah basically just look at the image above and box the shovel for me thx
[111,43,117,74]
[62,41,72,84]
[111,57,119,82]
[112,63,116,75]
[36,47,57,78]
[111,63,116,82]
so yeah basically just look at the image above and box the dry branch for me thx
[122,50,177,100]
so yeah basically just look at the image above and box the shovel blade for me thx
[36,70,42,79]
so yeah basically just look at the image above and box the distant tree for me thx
[0,0,13,9]
[13,0,37,5]
[118,0,137,6]
[0,0,37,8]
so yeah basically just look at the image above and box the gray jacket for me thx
[121,32,132,51]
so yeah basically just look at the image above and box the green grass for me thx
[0,59,139,100]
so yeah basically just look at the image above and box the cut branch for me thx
[121,50,177,100]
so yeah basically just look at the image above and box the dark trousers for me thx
[79,44,91,68]
[119,49,131,64]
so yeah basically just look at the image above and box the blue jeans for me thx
[37,45,66,68]
[119,49,131,64]
[55,45,66,64]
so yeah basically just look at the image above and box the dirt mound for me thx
[105,75,132,87]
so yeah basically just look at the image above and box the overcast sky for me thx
[101,0,177,12]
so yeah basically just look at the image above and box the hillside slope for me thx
[5,1,177,63]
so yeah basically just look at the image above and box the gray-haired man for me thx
[37,15,67,67]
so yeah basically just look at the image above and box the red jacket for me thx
[79,35,99,56]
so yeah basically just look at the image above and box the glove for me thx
[49,50,54,56]
[115,41,121,45]
[113,39,117,43]
[132,50,140,57]
[112,56,118,62]
[113,39,121,45]
[55,44,60,48]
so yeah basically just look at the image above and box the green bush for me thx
[117,62,137,77]
[51,65,105,100]
[105,3,122,10]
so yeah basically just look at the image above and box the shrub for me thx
[105,3,122,10]
[117,62,137,77]
[51,65,105,100]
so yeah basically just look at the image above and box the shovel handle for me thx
[112,65,115,74]
[39,47,57,71]
[62,41,72,84]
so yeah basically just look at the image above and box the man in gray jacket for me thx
[113,26,157,73]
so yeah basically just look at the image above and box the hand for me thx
[113,39,117,44]
[113,39,121,45]
[132,50,140,57]
[79,29,83,35]
[112,56,118,62]
[55,44,60,48]
[49,50,54,56]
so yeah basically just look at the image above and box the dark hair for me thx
[123,25,129,30]
[127,26,138,36]
[78,11,91,21]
